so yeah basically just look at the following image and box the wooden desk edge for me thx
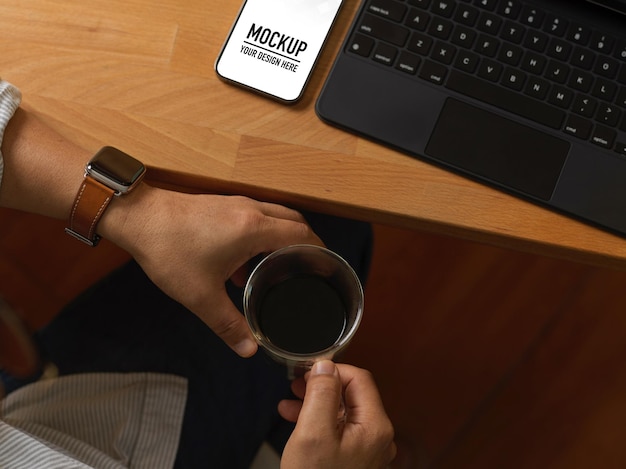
[146,167,626,272]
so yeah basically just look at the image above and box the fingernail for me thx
[312,360,336,376]
[234,339,257,357]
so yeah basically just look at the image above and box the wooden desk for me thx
[2,0,626,269]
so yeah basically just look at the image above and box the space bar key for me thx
[445,71,565,130]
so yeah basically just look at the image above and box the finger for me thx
[257,201,309,223]
[254,217,324,253]
[193,286,258,357]
[335,365,396,466]
[290,376,307,399]
[295,360,343,436]
[335,364,390,424]
[278,399,303,422]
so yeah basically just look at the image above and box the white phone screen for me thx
[216,0,343,102]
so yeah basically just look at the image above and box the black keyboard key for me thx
[564,114,593,139]
[568,69,593,93]
[475,33,499,56]
[431,0,455,18]
[547,85,573,108]
[616,141,626,156]
[520,51,547,75]
[359,14,410,46]
[543,14,568,37]
[525,76,550,100]
[368,0,408,22]
[446,70,566,129]
[524,30,549,52]
[455,4,479,26]
[498,43,523,66]
[591,125,616,148]
[408,0,431,7]
[373,42,399,65]
[572,94,598,117]
[428,17,453,39]
[571,46,595,70]
[396,51,421,74]
[407,31,433,55]
[519,6,545,28]
[567,24,591,46]
[405,8,431,30]
[545,60,569,84]
[594,56,619,79]
[474,0,497,11]
[590,32,615,54]
[546,38,571,61]
[477,12,502,35]
[347,33,375,57]
[498,0,521,19]
[419,59,448,84]
[451,25,477,48]
[501,67,526,91]
[591,78,617,102]
[431,41,457,64]
[596,103,621,127]
[478,58,503,81]
[454,49,480,73]
[501,20,525,44]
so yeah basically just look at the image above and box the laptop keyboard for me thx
[347,0,626,156]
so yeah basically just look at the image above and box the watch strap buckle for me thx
[66,176,114,247]
[64,227,101,247]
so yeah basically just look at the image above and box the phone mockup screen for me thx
[216,0,343,102]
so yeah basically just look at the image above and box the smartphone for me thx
[215,0,343,103]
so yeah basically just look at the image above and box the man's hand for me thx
[279,361,396,469]
[102,185,323,357]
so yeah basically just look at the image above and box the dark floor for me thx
[3,207,626,468]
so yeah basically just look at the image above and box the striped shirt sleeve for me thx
[0,79,22,190]
[1,372,188,469]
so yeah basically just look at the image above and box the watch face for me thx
[88,147,146,193]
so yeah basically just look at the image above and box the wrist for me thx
[96,181,159,252]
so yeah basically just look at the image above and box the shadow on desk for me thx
[2,207,626,468]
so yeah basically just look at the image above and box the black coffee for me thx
[258,274,347,354]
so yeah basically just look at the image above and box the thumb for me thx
[296,360,343,435]
[195,287,258,358]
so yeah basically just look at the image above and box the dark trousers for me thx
[29,212,372,469]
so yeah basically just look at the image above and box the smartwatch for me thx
[65,146,146,246]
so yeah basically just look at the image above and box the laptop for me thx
[316,0,626,237]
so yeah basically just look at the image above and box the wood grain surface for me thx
[2,0,626,269]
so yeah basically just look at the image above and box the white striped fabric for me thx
[0,79,22,189]
[1,373,188,468]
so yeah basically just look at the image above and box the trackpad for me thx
[425,98,570,201]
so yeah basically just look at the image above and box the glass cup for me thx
[244,244,364,379]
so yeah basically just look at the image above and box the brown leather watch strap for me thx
[65,175,115,246]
